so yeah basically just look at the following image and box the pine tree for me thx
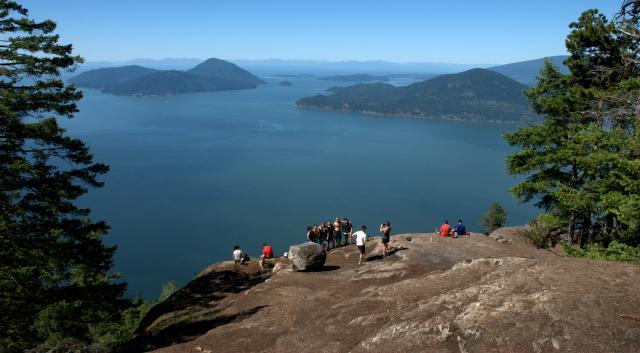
[505,3,640,247]
[480,202,508,235]
[0,1,126,351]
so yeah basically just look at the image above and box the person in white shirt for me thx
[232,245,245,263]
[352,225,368,265]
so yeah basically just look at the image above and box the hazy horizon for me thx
[84,56,568,66]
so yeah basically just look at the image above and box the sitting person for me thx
[259,242,274,270]
[454,219,468,238]
[439,220,452,237]
[232,245,246,263]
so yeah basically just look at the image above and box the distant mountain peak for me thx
[187,58,265,84]
[69,58,264,95]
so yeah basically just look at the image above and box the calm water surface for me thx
[65,76,536,297]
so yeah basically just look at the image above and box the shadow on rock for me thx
[366,246,408,261]
[118,265,270,352]
[305,265,340,272]
[119,305,269,352]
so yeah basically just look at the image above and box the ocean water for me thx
[64,76,536,297]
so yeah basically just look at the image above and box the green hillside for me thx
[68,65,159,89]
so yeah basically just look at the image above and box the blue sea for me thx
[64,76,536,297]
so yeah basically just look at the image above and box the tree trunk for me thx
[569,211,576,245]
[580,215,591,248]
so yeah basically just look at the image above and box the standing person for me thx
[353,225,368,265]
[440,220,452,237]
[454,219,467,238]
[334,217,342,247]
[259,242,274,270]
[316,223,324,245]
[325,220,333,249]
[307,226,316,243]
[343,218,353,245]
[320,222,331,250]
[232,245,245,263]
[312,224,319,244]
[379,221,392,257]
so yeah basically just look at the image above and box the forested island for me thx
[69,58,265,95]
[298,68,535,122]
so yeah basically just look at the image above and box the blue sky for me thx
[22,0,622,64]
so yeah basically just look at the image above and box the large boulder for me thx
[288,242,326,271]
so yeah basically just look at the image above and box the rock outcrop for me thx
[126,230,640,353]
[288,242,326,271]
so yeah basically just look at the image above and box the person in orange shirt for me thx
[439,220,452,237]
[259,242,274,270]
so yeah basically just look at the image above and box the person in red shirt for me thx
[262,243,274,258]
[439,220,452,237]
[259,242,274,270]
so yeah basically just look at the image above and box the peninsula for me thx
[297,68,535,122]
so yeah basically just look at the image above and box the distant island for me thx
[318,73,390,82]
[273,74,315,78]
[69,58,265,95]
[297,68,536,122]
[278,80,293,86]
[489,55,568,86]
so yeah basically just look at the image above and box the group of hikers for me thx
[232,218,469,268]
[306,218,392,265]
[306,217,355,250]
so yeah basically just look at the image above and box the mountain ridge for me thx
[70,58,264,95]
[297,68,535,122]
[488,55,569,85]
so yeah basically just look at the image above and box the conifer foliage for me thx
[0,1,126,351]
[505,1,640,248]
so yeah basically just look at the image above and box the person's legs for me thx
[259,255,265,270]
[357,245,366,265]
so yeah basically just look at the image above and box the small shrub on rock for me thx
[524,218,552,248]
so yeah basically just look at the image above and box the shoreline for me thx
[295,103,536,124]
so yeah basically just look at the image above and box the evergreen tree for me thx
[0,1,126,351]
[505,2,640,247]
[480,202,508,235]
